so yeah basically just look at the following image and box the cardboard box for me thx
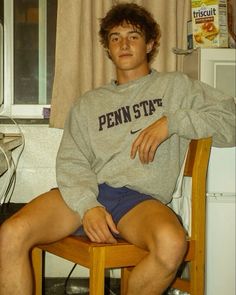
[191,0,229,48]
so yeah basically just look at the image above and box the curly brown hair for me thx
[99,3,161,63]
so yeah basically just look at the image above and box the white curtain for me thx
[50,0,190,129]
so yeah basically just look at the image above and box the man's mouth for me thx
[119,53,133,58]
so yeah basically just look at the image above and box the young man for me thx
[0,3,235,295]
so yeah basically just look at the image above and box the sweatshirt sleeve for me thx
[165,74,236,147]
[56,98,102,219]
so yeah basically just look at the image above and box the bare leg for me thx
[0,189,81,295]
[117,200,187,295]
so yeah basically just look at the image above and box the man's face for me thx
[107,23,153,72]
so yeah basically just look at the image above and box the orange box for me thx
[191,0,229,48]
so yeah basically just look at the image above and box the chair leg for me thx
[120,267,132,295]
[190,259,205,295]
[89,247,105,295]
[31,247,43,295]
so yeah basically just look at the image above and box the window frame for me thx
[0,0,51,119]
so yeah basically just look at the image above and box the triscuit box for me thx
[191,0,228,48]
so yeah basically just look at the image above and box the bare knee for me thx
[0,215,32,254]
[150,226,187,274]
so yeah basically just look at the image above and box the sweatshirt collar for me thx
[111,69,157,89]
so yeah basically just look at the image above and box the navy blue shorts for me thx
[73,183,155,236]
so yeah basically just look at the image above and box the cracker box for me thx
[191,0,228,48]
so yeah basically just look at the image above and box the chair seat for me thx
[38,235,195,267]
[38,236,148,269]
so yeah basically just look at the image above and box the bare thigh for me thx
[117,199,186,251]
[4,189,81,247]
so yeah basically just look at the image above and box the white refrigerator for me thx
[206,147,235,295]
[183,48,236,295]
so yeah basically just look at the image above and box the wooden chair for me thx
[31,137,212,295]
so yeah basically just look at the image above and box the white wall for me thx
[1,124,89,277]
[1,124,61,201]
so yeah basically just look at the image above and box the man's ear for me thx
[146,40,154,53]
[106,48,112,60]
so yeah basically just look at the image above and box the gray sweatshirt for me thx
[56,70,235,219]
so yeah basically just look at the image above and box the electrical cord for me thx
[105,283,117,295]
[5,135,25,205]
[2,160,17,206]
[64,263,77,295]
[0,115,25,206]
[63,263,118,295]
[0,145,11,204]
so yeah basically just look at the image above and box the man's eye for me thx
[130,34,139,40]
[111,37,119,42]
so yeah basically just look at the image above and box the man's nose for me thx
[120,37,130,50]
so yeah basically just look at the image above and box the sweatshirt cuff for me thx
[76,195,104,220]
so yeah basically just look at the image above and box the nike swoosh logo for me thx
[130,128,142,135]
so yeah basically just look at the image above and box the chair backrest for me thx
[184,138,212,238]
[169,138,212,293]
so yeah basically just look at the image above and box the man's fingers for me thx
[83,208,117,243]
[84,222,116,243]
[132,133,158,164]
[84,226,104,243]
[106,213,119,235]
[141,137,159,164]
[148,142,158,162]
[130,133,144,159]
[138,136,151,163]
[130,116,169,163]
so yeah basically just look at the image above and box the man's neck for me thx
[116,65,150,85]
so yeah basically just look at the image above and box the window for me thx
[0,0,57,118]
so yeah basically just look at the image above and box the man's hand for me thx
[130,116,169,164]
[82,206,119,243]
